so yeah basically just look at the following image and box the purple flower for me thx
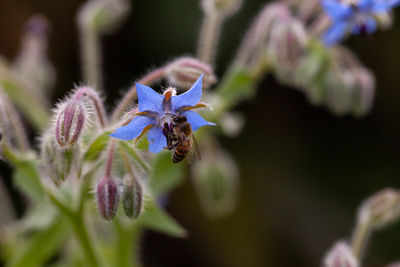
[321,0,400,46]
[110,74,215,153]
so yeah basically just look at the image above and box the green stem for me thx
[46,187,102,267]
[81,25,102,91]
[351,221,371,260]
[114,219,142,267]
[197,12,223,65]
[70,213,102,267]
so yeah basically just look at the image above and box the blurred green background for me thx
[1,0,400,266]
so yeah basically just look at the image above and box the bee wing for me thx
[190,134,202,161]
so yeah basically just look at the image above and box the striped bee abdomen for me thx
[172,144,189,163]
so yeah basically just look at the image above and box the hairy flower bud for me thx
[323,241,359,267]
[166,57,217,90]
[357,188,400,229]
[13,14,55,92]
[387,261,400,267]
[96,177,120,221]
[201,0,243,16]
[78,0,130,34]
[122,178,143,218]
[268,18,308,82]
[0,86,29,150]
[55,99,86,149]
[40,131,79,185]
[234,3,292,67]
[192,143,238,218]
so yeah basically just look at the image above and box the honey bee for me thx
[164,114,201,163]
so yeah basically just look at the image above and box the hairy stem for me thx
[111,67,168,121]
[351,221,371,260]
[46,187,102,267]
[197,12,223,65]
[80,25,102,91]
[114,219,142,267]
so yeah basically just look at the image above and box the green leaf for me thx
[13,159,44,201]
[216,67,255,111]
[139,201,187,238]
[0,80,48,130]
[150,151,185,197]
[83,131,111,162]
[6,216,69,267]
[118,141,150,172]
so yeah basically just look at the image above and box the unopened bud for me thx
[351,68,375,117]
[166,57,217,90]
[122,178,143,218]
[201,0,243,16]
[323,241,359,267]
[55,99,86,149]
[234,3,292,67]
[192,144,238,218]
[14,14,55,92]
[268,19,308,82]
[40,131,79,185]
[96,177,120,221]
[358,188,400,229]
[78,0,130,34]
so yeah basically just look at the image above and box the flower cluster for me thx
[110,74,215,153]
[321,0,400,45]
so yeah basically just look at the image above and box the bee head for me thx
[173,115,187,123]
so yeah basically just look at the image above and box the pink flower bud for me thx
[55,99,86,149]
[96,177,120,221]
[166,57,217,90]
[323,242,359,267]
[358,188,400,229]
[268,19,308,74]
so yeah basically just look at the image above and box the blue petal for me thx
[183,111,216,132]
[371,0,400,12]
[358,0,376,10]
[110,116,155,140]
[136,82,163,113]
[320,0,353,20]
[172,74,203,111]
[147,127,166,153]
[323,21,349,46]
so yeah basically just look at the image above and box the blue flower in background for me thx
[321,0,400,46]
[111,74,215,153]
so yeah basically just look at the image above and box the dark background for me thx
[1,0,400,266]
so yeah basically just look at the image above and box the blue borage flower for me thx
[321,0,400,46]
[110,74,216,153]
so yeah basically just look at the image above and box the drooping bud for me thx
[55,99,86,149]
[234,3,292,68]
[166,57,217,90]
[122,177,143,218]
[78,0,130,34]
[13,14,55,92]
[0,86,29,151]
[323,241,359,267]
[357,188,400,229]
[387,261,400,267]
[201,0,243,16]
[268,18,308,83]
[192,140,238,218]
[40,131,80,185]
[323,46,375,116]
[96,177,120,220]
